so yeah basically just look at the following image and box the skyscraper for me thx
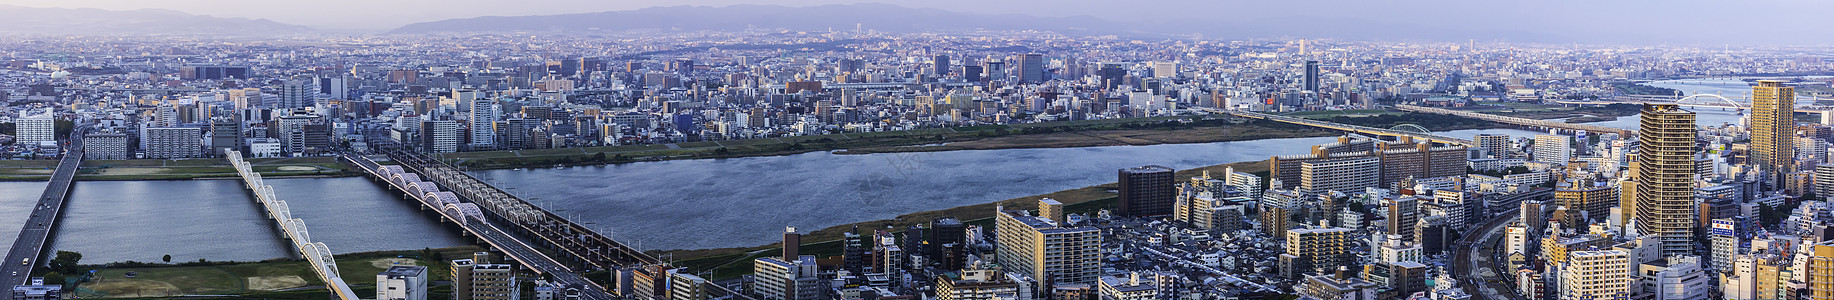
[1474,134,1512,158]
[933,54,950,77]
[1019,54,1045,83]
[1752,80,1796,186]
[1534,134,1572,165]
[280,77,314,109]
[1631,104,1698,256]
[1303,60,1320,93]
[469,98,498,150]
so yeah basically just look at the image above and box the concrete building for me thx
[82,131,129,159]
[470,98,499,150]
[753,256,822,300]
[1554,178,1616,223]
[1635,256,1707,300]
[420,120,460,153]
[1560,250,1631,300]
[1279,227,1354,279]
[1118,165,1176,216]
[1298,269,1378,300]
[142,127,202,159]
[1271,137,1466,192]
[994,199,1102,285]
[935,267,1021,300]
[1298,156,1380,195]
[16,113,54,146]
[453,252,519,300]
[668,272,708,300]
[1474,133,1512,158]
[1533,134,1572,165]
[1629,104,1698,256]
[1096,273,1158,300]
[1751,80,1796,186]
[376,266,429,300]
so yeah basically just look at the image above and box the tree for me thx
[40,272,62,285]
[161,255,171,263]
[1760,204,1780,229]
[47,251,81,274]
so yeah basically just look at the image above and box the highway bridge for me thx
[0,126,86,287]
[226,150,359,300]
[1393,104,1634,137]
[1207,108,1476,146]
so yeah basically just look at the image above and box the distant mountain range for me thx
[390,4,1135,36]
[0,5,311,36]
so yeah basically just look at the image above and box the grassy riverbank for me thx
[0,157,352,181]
[662,159,1272,281]
[71,246,487,299]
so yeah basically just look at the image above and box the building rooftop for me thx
[380,265,427,277]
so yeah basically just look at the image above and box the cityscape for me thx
[0,1,1831,300]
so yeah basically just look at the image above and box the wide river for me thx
[0,88,1746,261]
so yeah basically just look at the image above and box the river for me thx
[0,109,1747,261]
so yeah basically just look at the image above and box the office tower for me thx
[1298,156,1380,195]
[1098,63,1126,90]
[419,120,460,153]
[1534,134,1572,165]
[1753,80,1797,186]
[16,112,54,145]
[843,231,867,274]
[210,120,240,156]
[470,98,499,150]
[1631,104,1698,256]
[280,77,314,109]
[82,132,129,160]
[994,200,1102,284]
[1278,227,1354,279]
[1387,196,1420,243]
[1817,164,1834,198]
[178,65,250,80]
[933,55,950,76]
[142,127,203,159]
[1118,165,1176,216]
[782,227,800,260]
[1019,54,1045,83]
[376,266,428,300]
[1475,134,1512,158]
[1303,60,1320,93]
[1560,250,1631,300]
[1504,223,1529,256]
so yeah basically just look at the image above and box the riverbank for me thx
[0,157,353,181]
[663,159,1271,280]
[70,246,486,299]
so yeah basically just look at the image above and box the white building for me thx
[470,98,499,150]
[142,127,202,159]
[1533,134,1571,165]
[376,266,428,300]
[1560,250,1630,300]
[17,112,54,146]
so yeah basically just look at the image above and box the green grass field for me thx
[74,246,485,299]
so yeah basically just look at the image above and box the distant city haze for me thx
[4,0,1833,44]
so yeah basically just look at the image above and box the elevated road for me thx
[0,126,86,286]
[1207,108,1476,146]
[227,150,359,300]
[1393,104,1633,137]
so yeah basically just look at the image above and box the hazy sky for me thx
[4,0,1832,44]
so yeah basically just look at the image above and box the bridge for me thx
[342,152,620,300]
[226,150,360,300]
[1559,94,1834,113]
[1208,108,1476,146]
[1393,104,1634,137]
[0,125,87,287]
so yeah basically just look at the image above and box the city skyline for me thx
[2,0,1833,44]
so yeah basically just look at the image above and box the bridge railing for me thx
[226,150,359,300]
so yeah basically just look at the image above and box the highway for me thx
[0,126,86,286]
[1452,208,1519,300]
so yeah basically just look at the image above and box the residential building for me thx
[1118,165,1176,216]
[1560,250,1631,300]
[142,127,202,159]
[1751,80,1796,186]
[376,266,429,300]
[994,199,1102,284]
[1279,227,1354,279]
[1630,104,1698,256]
[82,131,129,159]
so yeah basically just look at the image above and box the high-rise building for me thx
[1118,165,1176,216]
[752,256,821,300]
[1752,80,1797,186]
[1019,54,1046,83]
[1152,62,1178,79]
[1303,60,1320,93]
[470,98,499,150]
[82,131,129,160]
[1630,104,1698,256]
[1474,133,1512,158]
[1278,227,1354,279]
[1387,196,1421,243]
[1554,178,1616,223]
[16,112,54,146]
[994,199,1102,284]
[376,266,428,300]
[420,120,460,153]
[1710,218,1739,273]
[452,252,521,300]
[142,127,203,159]
[279,77,314,109]
[933,55,951,76]
[1298,156,1380,195]
[1809,241,1834,300]
[1560,250,1631,300]
[1533,134,1572,165]
[1817,164,1834,198]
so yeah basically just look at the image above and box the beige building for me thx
[1751,80,1796,186]
[1279,227,1354,279]
[993,199,1102,285]
[1630,104,1698,256]
[1560,250,1631,300]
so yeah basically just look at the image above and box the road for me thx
[0,126,86,286]
[1453,208,1518,300]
